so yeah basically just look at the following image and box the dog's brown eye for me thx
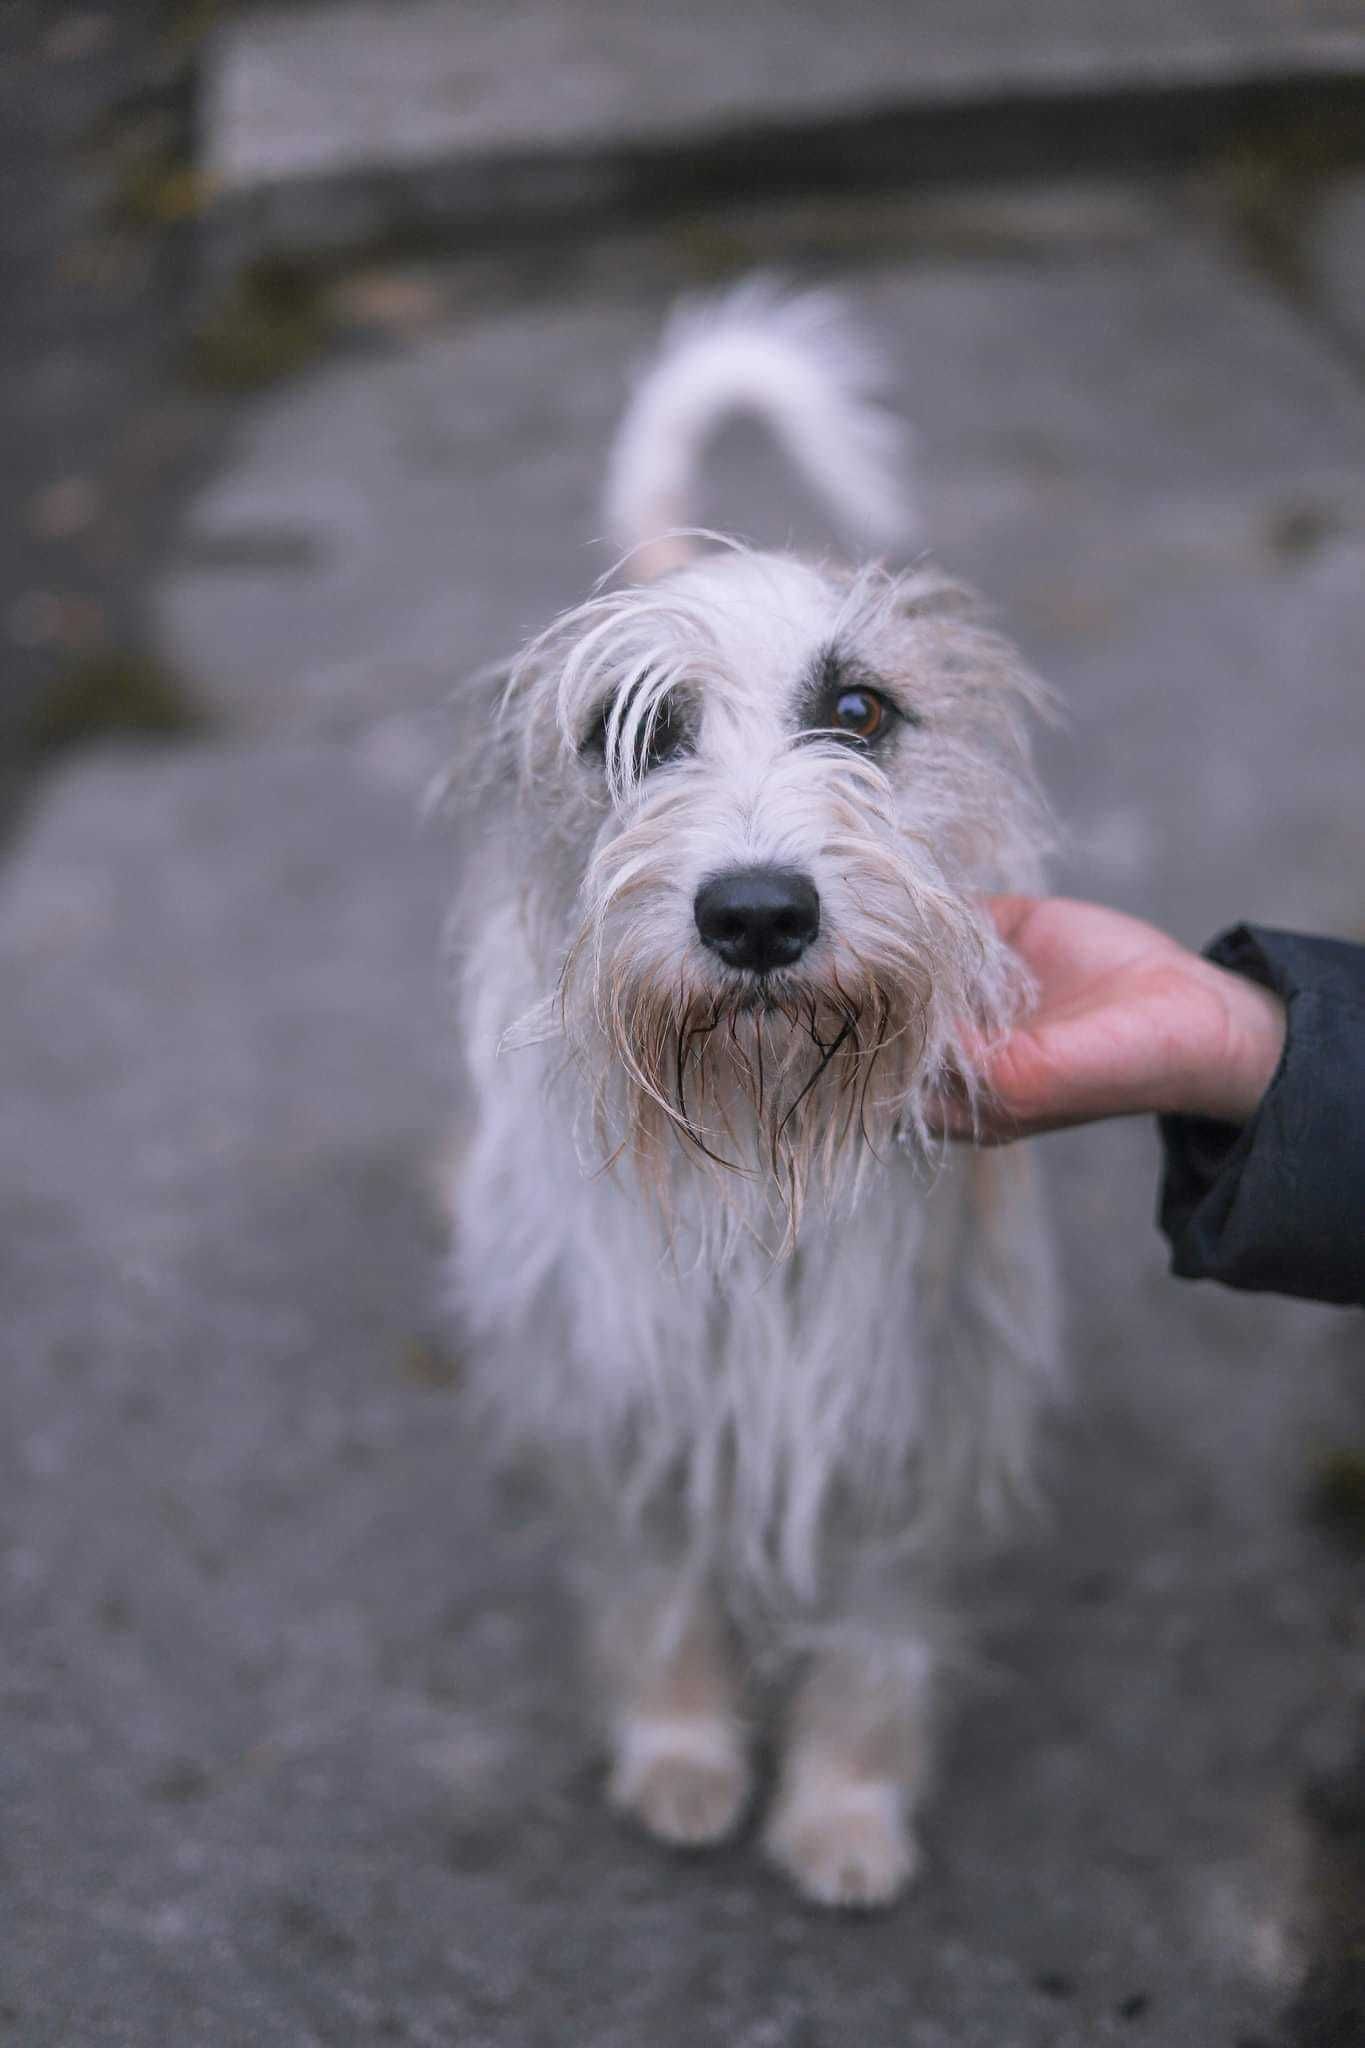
[833,687,887,740]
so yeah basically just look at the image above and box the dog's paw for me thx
[608,1716,749,1849]
[764,1779,918,1910]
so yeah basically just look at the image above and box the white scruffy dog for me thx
[449,283,1060,1909]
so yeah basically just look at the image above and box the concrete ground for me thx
[4,13,1365,2048]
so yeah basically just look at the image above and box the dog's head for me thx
[484,546,1050,1231]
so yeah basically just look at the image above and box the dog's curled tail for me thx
[603,279,918,578]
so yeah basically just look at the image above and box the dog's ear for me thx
[884,564,1056,720]
[890,566,981,626]
[431,655,518,824]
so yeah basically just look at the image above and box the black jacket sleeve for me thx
[1158,925,1365,1307]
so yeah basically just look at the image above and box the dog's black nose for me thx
[694,867,821,975]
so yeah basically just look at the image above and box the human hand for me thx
[939,897,1287,1143]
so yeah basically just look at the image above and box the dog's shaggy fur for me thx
[448,283,1061,1907]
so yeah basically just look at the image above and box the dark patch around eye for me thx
[582,682,694,777]
[797,645,920,745]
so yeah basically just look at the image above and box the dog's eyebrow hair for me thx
[579,674,696,778]
[795,645,922,733]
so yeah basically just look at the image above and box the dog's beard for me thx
[549,881,1009,1249]
[599,963,918,1210]
[497,730,1027,1247]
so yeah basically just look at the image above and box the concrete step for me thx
[204,1,1365,261]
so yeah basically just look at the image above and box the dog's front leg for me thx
[764,1632,935,1909]
[587,1561,751,1850]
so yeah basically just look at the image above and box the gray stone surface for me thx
[210,0,1365,196]
[13,136,1365,2039]
[2,738,1361,2047]
[11,175,1365,2048]
[158,181,1365,946]
[1307,169,1365,361]
[0,1,227,784]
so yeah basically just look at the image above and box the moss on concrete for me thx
[1305,1448,1365,1552]
[27,651,210,756]
[1211,115,1365,380]
[187,259,333,391]
[113,149,208,229]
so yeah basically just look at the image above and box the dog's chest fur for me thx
[451,916,1054,1604]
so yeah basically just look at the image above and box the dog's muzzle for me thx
[693,866,820,976]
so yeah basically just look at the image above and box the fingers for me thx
[926,1085,1094,1146]
[929,1011,1095,1145]
[923,1060,1029,1147]
[925,1103,1013,1146]
[979,893,1045,947]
